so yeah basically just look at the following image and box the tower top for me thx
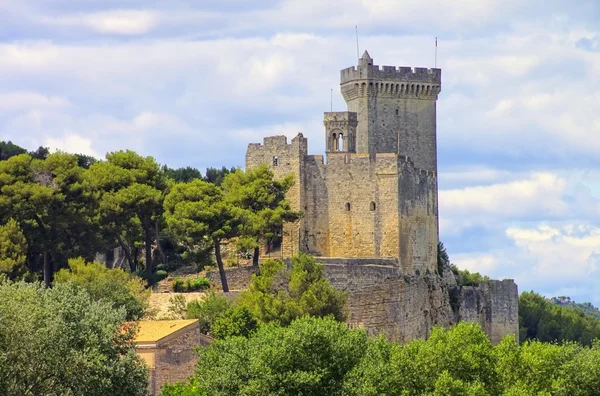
[341,51,441,85]
[359,50,373,67]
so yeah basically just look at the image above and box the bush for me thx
[211,306,259,339]
[54,258,149,320]
[237,253,348,326]
[172,277,210,292]
[188,277,210,291]
[155,270,168,282]
[186,291,231,334]
[0,281,148,395]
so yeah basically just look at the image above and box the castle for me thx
[246,51,439,274]
[244,51,519,343]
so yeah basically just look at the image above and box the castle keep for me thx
[246,51,440,275]
[244,51,518,343]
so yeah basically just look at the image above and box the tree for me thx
[0,219,28,279]
[54,257,150,320]
[181,316,367,396]
[211,306,258,339]
[238,253,348,325]
[203,166,236,186]
[29,146,49,160]
[162,165,203,183]
[186,291,232,334]
[84,150,167,275]
[0,280,148,395]
[0,141,27,161]
[519,291,600,345]
[164,179,240,292]
[222,164,300,265]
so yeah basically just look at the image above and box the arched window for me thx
[273,156,279,166]
[345,202,351,211]
[395,109,399,116]
[332,133,338,151]
[370,202,376,211]
[338,133,344,151]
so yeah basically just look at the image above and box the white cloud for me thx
[40,10,160,35]
[0,92,70,112]
[45,134,100,158]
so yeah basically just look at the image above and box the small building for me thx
[133,319,213,394]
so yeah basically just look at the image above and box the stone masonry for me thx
[244,51,519,343]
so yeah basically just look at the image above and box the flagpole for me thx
[435,37,438,68]
[355,26,360,61]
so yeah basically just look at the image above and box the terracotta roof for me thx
[133,319,199,344]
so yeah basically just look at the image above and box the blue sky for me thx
[2,1,600,304]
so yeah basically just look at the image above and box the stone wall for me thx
[145,325,213,394]
[325,152,400,258]
[205,266,257,291]
[397,156,438,275]
[458,280,519,344]
[207,262,519,345]
[246,134,307,257]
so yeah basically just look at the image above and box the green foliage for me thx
[192,316,366,396]
[222,164,300,263]
[53,258,150,320]
[84,150,167,275]
[155,269,169,282]
[238,253,348,326]
[211,306,259,339]
[186,291,232,334]
[437,241,450,275]
[162,165,203,183]
[29,146,49,160]
[0,280,147,395]
[203,166,236,186]
[451,264,490,286]
[0,141,27,160]
[164,179,240,291]
[519,291,600,346]
[172,277,211,292]
[0,219,27,277]
[551,296,600,319]
[168,318,600,396]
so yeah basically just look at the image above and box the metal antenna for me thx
[435,37,438,68]
[355,26,360,61]
[330,88,333,111]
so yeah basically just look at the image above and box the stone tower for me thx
[340,51,442,170]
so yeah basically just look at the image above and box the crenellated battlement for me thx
[341,65,441,85]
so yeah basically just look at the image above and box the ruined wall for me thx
[246,134,307,257]
[398,156,438,275]
[325,153,399,258]
[458,280,519,344]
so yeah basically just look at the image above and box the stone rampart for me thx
[205,261,519,344]
[458,279,519,344]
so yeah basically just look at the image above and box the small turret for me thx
[358,50,373,67]
[323,112,357,153]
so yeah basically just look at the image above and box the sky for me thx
[2,1,600,304]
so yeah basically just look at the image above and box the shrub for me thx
[188,277,210,291]
[172,277,210,292]
[0,281,148,395]
[172,277,187,292]
[155,270,168,282]
[54,258,149,320]
[211,306,258,339]
[186,291,231,334]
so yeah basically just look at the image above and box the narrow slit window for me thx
[273,156,279,166]
[345,202,351,211]
[370,202,376,211]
